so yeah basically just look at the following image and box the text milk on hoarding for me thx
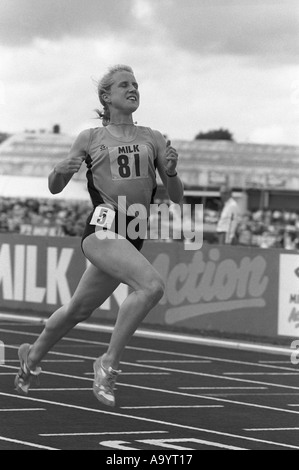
[278,253,299,337]
[0,240,127,310]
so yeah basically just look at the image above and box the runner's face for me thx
[109,71,140,114]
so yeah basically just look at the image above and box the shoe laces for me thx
[19,354,41,383]
[102,364,121,393]
[17,367,40,389]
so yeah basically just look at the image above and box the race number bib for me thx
[90,205,115,229]
[109,144,149,180]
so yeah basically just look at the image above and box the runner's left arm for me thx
[153,130,184,204]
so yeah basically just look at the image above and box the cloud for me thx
[1,0,298,67]
[0,0,137,46]
[149,0,299,64]
[0,0,298,146]
[2,0,298,66]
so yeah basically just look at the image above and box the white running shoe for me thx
[14,344,41,395]
[93,356,121,407]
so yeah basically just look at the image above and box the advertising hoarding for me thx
[0,234,281,338]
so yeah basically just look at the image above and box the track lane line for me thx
[4,343,299,405]
[0,408,45,412]
[40,431,169,437]
[2,362,299,417]
[0,391,299,450]
[3,347,299,396]
[245,427,299,432]
[138,437,246,451]
[0,435,58,450]
[179,387,268,390]
[0,326,295,373]
[0,313,293,355]
[3,342,299,391]
[223,372,299,376]
[121,405,223,409]
[9,347,299,395]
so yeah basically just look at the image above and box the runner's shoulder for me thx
[150,129,168,150]
[71,128,94,155]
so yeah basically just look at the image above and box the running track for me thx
[0,314,299,452]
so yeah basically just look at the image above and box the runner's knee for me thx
[143,273,165,305]
[65,299,94,323]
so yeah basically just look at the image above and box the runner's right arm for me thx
[48,129,90,194]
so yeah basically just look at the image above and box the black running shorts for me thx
[81,206,145,253]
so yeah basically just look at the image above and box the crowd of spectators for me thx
[204,207,299,249]
[0,197,299,250]
[235,209,299,249]
[0,197,92,237]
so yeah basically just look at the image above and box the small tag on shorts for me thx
[90,205,116,229]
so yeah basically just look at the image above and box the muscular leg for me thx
[82,234,165,370]
[27,264,120,369]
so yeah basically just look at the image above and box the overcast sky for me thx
[0,0,298,145]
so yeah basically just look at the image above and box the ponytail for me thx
[94,105,110,127]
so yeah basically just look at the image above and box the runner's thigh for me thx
[82,234,163,291]
[69,263,120,312]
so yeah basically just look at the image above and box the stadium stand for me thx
[0,129,299,247]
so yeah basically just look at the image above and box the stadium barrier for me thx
[0,233,298,340]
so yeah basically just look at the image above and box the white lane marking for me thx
[0,322,39,325]
[0,313,292,354]
[288,404,299,407]
[4,359,85,363]
[4,343,299,393]
[0,435,58,450]
[40,430,168,437]
[224,372,299,376]
[137,360,212,363]
[4,348,299,412]
[119,382,299,416]
[99,440,139,450]
[0,359,292,410]
[179,387,268,390]
[199,393,299,397]
[0,326,294,371]
[30,388,92,391]
[0,408,45,412]
[139,437,246,451]
[120,372,171,376]
[259,361,293,364]
[84,372,170,376]
[121,405,223,409]
[2,361,299,418]
[1,390,299,450]
[245,427,299,432]
[7,345,299,390]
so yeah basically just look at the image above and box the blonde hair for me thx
[95,64,134,126]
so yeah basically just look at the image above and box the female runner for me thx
[15,64,184,407]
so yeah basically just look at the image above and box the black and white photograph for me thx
[0,0,299,453]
